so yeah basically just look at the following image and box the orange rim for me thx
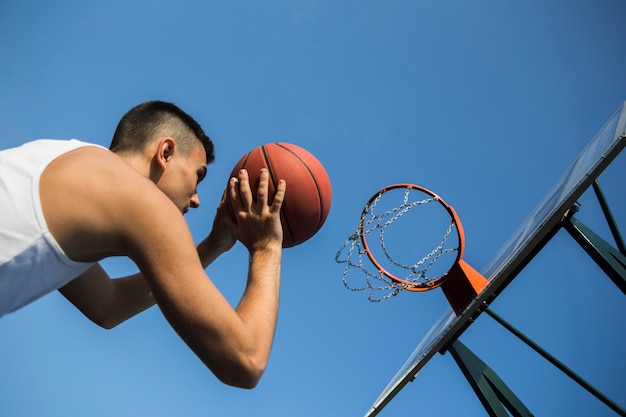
[359,184,465,291]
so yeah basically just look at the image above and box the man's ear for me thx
[156,137,176,169]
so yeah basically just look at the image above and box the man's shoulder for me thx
[51,146,156,198]
[51,143,126,169]
[40,144,174,261]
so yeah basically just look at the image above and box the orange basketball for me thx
[230,142,332,248]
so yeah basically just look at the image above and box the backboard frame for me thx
[365,101,626,417]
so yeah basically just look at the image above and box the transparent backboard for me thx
[365,101,626,417]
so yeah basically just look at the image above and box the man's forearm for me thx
[234,244,283,376]
[196,236,228,269]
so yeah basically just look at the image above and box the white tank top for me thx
[0,139,100,317]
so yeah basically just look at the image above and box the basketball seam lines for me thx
[276,143,325,229]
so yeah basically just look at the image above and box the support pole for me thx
[448,340,533,417]
[592,180,626,256]
[563,216,626,295]
[484,307,626,416]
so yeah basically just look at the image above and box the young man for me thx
[0,101,286,389]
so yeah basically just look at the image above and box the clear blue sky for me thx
[1,1,624,416]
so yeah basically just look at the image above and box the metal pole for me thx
[592,180,626,256]
[484,307,626,417]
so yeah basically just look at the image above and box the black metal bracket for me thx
[448,340,534,417]
[563,180,626,295]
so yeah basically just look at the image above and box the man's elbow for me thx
[89,314,120,330]
[218,372,262,389]
[211,355,267,389]
[82,308,124,330]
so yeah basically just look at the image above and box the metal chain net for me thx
[335,188,458,302]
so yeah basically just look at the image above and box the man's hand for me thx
[195,189,238,269]
[228,168,286,252]
[208,189,238,250]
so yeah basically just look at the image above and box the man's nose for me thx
[190,193,200,209]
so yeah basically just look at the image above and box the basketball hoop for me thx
[336,184,488,314]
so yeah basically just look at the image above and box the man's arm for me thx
[59,265,155,329]
[121,169,285,388]
[60,190,236,329]
[42,148,285,388]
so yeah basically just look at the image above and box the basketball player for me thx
[0,101,286,389]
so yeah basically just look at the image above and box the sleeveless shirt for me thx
[0,139,100,317]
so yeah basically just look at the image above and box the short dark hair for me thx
[109,100,215,164]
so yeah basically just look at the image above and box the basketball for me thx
[229,142,332,248]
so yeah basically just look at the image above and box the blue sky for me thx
[1,1,625,416]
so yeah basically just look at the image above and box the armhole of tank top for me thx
[34,141,101,268]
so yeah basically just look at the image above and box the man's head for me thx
[110,100,214,164]
[110,101,215,213]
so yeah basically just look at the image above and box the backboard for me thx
[365,101,626,417]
